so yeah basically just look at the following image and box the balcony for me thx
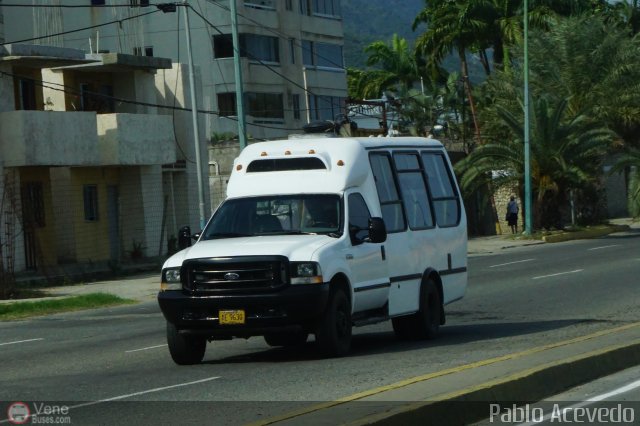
[97,113,176,165]
[0,110,100,167]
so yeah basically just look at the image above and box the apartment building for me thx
[2,0,348,142]
[0,42,208,276]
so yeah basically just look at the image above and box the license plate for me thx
[219,310,245,325]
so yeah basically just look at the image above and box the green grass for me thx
[0,293,137,320]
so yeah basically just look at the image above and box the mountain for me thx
[341,0,425,68]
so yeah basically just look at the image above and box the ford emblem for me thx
[224,272,240,281]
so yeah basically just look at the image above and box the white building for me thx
[2,0,348,141]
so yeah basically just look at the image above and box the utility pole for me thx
[183,1,207,230]
[230,0,247,149]
[523,0,532,235]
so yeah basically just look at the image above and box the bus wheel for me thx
[315,288,352,357]
[167,321,206,365]
[416,279,441,339]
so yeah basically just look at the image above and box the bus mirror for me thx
[178,226,192,249]
[368,217,387,243]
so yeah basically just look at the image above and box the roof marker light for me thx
[260,152,268,157]
[236,164,243,171]
[285,150,292,155]
[337,160,345,166]
[308,149,316,154]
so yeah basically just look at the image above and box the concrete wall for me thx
[50,167,76,263]
[97,113,176,165]
[0,110,100,166]
[0,64,14,112]
[208,141,242,210]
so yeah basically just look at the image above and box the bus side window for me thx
[348,193,371,245]
[421,152,461,227]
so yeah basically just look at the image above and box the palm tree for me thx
[414,0,485,143]
[456,96,615,228]
[346,35,421,100]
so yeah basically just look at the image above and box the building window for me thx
[289,38,296,64]
[218,92,284,119]
[91,0,105,5]
[133,46,154,56]
[301,40,343,69]
[18,79,37,110]
[292,94,301,120]
[213,34,279,63]
[244,0,275,9]
[308,95,344,121]
[300,0,340,17]
[130,0,150,7]
[247,92,284,119]
[79,83,115,113]
[218,93,237,117]
[83,185,99,222]
[285,0,293,11]
[244,34,279,63]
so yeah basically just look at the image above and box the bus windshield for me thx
[202,194,342,239]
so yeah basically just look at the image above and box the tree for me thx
[456,96,615,228]
[346,35,420,100]
[414,0,485,143]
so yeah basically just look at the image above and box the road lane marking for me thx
[0,377,222,424]
[248,323,640,426]
[518,378,640,426]
[532,269,583,280]
[69,376,221,409]
[588,244,620,251]
[489,259,535,268]
[0,338,44,346]
[125,344,167,353]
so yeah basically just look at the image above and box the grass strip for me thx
[0,293,137,320]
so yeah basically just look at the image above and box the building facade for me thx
[2,0,348,141]
[0,42,208,277]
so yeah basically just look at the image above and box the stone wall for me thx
[494,184,521,234]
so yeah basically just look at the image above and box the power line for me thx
[1,2,162,7]
[1,8,162,46]
[0,67,306,131]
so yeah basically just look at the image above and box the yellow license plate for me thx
[219,310,245,325]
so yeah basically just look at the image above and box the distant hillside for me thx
[341,0,486,85]
[341,0,425,68]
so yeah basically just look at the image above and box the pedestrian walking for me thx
[506,196,519,234]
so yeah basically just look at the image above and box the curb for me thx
[541,225,630,243]
[353,339,640,425]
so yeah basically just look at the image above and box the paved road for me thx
[1,231,639,425]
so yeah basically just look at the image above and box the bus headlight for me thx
[290,262,323,284]
[161,267,182,291]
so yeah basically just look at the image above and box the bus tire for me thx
[167,321,206,365]
[315,288,352,357]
